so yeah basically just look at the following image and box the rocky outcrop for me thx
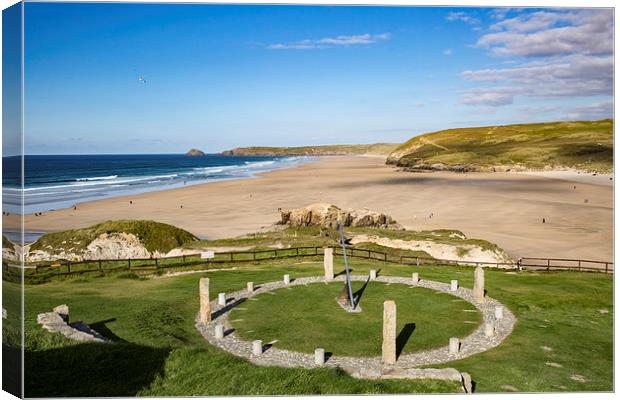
[278,203,401,229]
[26,232,157,262]
[84,232,151,260]
[37,305,109,343]
[186,148,205,156]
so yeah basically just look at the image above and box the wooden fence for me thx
[2,245,613,281]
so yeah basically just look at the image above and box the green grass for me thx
[231,281,480,356]
[12,258,612,395]
[29,220,197,256]
[387,119,613,172]
[221,143,398,157]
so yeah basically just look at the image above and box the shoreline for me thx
[4,155,612,261]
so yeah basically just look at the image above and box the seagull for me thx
[138,75,147,84]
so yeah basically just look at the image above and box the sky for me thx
[17,3,614,154]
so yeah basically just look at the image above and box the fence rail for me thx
[2,245,613,281]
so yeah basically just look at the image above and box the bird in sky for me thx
[138,75,147,84]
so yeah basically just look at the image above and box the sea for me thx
[2,154,311,215]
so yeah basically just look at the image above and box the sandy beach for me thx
[9,156,613,261]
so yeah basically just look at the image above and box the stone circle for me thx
[195,274,516,372]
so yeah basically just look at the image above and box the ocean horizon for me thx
[2,153,312,214]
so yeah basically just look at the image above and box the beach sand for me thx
[9,156,613,261]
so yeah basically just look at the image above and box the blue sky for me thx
[21,3,613,154]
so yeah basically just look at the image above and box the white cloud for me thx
[461,9,613,109]
[565,101,613,120]
[443,48,453,56]
[267,33,390,50]
[446,11,480,25]
[477,9,612,57]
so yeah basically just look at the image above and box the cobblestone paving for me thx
[195,274,516,372]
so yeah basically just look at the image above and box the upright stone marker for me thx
[382,300,397,365]
[370,269,377,280]
[450,280,458,291]
[495,305,504,320]
[473,266,485,303]
[412,272,419,283]
[247,282,254,293]
[252,340,263,356]
[214,324,224,339]
[199,278,211,323]
[314,348,325,365]
[484,323,495,337]
[449,337,460,354]
[283,274,291,285]
[218,292,226,306]
[323,247,334,281]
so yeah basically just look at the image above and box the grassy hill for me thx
[221,143,398,157]
[387,119,613,172]
[29,220,197,256]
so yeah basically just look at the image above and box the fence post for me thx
[296,247,299,256]
[67,261,71,273]
[128,258,131,269]
[384,252,388,262]
[547,259,550,272]
[155,258,158,269]
[605,263,609,273]
[253,251,256,260]
[416,257,419,266]
[230,252,233,262]
[182,255,186,264]
[98,260,102,270]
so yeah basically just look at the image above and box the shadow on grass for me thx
[396,323,416,359]
[25,341,171,397]
[334,268,354,278]
[3,344,22,397]
[89,318,127,342]
[352,277,371,306]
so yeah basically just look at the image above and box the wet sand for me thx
[8,156,613,261]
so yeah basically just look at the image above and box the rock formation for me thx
[186,148,205,156]
[278,203,401,229]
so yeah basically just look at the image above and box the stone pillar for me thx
[484,323,495,337]
[450,280,458,291]
[412,272,419,283]
[314,348,325,365]
[218,292,226,306]
[449,337,460,354]
[252,340,263,356]
[495,305,504,320]
[247,282,254,293]
[214,324,224,339]
[199,278,211,324]
[473,266,485,303]
[370,269,377,280]
[283,274,290,285]
[324,248,334,281]
[382,300,397,365]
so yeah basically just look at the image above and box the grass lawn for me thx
[230,281,481,356]
[7,257,613,396]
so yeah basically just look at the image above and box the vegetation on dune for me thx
[29,220,197,255]
[3,235,15,251]
[185,226,503,258]
[221,143,398,157]
[387,119,613,172]
[13,259,612,395]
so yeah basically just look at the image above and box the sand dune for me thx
[12,156,613,261]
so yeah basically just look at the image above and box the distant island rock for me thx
[186,148,206,157]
